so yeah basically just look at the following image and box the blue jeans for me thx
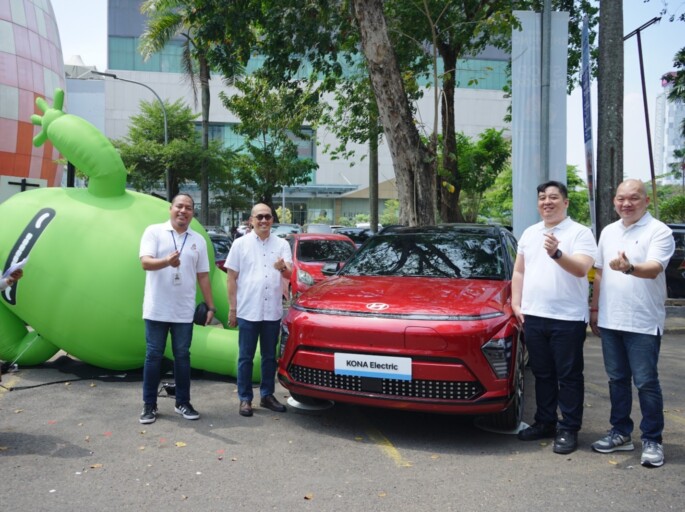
[524,315,587,431]
[237,318,281,402]
[599,327,663,443]
[143,320,193,406]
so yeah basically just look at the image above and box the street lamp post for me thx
[92,71,171,201]
[624,17,661,217]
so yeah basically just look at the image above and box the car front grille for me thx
[289,365,484,400]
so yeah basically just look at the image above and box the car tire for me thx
[488,348,525,431]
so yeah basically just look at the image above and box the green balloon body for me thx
[0,89,257,379]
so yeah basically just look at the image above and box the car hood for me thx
[295,275,510,319]
[296,261,345,282]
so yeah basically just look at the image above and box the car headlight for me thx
[297,269,315,286]
[279,322,290,358]
[481,336,513,379]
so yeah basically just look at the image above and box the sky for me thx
[50,0,684,183]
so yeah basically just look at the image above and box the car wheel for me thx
[488,348,525,431]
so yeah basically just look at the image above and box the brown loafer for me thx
[239,400,253,417]
[260,394,287,413]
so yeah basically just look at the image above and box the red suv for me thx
[284,233,356,300]
[278,224,524,430]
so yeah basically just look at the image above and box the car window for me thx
[341,232,505,279]
[297,240,356,262]
[211,238,231,258]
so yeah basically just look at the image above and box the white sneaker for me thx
[640,441,664,467]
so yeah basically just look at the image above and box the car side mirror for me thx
[321,262,340,276]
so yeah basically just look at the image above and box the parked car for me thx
[209,233,232,272]
[666,224,685,298]
[272,223,303,238]
[284,233,357,299]
[333,226,374,248]
[303,223,333,234]
[278,224,525,430]
[204,225,227,235]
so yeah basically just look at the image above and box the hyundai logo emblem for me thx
[366,303,389,311]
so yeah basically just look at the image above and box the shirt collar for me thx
[537,216,572,232]
[622,211,652,230]
[163,220,193,236]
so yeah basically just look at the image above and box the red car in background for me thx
[278,224,525,431]
[284,233,356,300]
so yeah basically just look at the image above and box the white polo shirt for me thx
[596,213,674,335]
[140,221,210,323]
[518,217,597,321]
[225,232,292,322]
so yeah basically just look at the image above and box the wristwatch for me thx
[622,264,635,275]
[208,306,217,312]
[550,249,562,260]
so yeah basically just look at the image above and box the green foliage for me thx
[479,166,591,226]
[566,166,591,225]
[651,183,685,223]
[275,207,292,223]
[335,217,356,227]
[662,47,685,138]
[114,99,226,195]
[452,129,511,222]
[219,76,322,207]
[659,194,685,223]
[479,167,514,224]
[380,199,400,226]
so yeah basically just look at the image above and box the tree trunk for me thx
[596,0,623,235]
[352,0,436,226]
[200,56,211,225]
[438,48,464,223]
[369,104,379,232]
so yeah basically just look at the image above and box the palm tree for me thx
[139,0,212,223]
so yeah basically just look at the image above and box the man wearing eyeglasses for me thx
[225,203,292,417]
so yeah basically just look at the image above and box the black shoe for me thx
[239,400,253,417]
[517,422,556,441]
[175,402,200,420]
[553,429,578,454]
[139,404,157,424]
[260,394,287,413]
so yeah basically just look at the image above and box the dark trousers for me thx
[524,315,587,431]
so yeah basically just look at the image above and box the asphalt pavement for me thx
[1,317,684,511]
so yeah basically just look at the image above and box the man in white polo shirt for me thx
[589,179,675,468]
[139,193,216,424]
[225,203,292,417]
[512,180,597,454]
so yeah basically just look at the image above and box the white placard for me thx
[334,353,412,381]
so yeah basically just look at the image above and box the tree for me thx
[351,0,436,226]
[254,1,598,225]
[219,76,322,216]
[114,99,228,199]
[450,129,511,222]
[139,0,255,222]
[481,165,590,225]
[595,0,624,235]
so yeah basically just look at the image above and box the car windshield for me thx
[297,240,356,263]
[334,228,372,245]
[341,232,505,279]
[272,224,301,237]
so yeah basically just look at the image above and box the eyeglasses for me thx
[254,214,273,221]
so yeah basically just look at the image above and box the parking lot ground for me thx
[1,331,684,512]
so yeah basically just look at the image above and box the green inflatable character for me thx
[0,89,252,378]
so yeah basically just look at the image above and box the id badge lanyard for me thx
[171,231,189,286]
